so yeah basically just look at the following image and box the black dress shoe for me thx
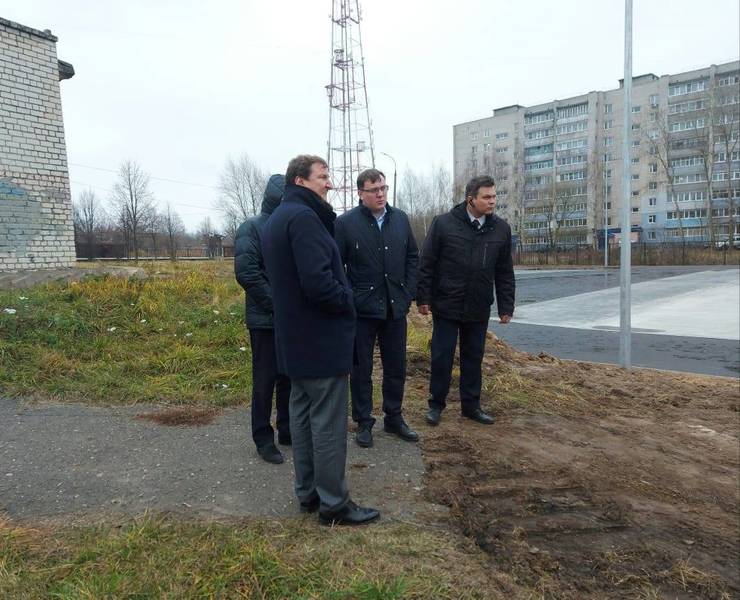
[462,407,495,425]
[299,496,320,513]
[278,433,292,446]
[319,501,380,526]
[257,443,284,464]
[384,419,419,442]
[426,407,442,426]
[355,424,373,448]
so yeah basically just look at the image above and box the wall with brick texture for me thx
[0,17,75,271]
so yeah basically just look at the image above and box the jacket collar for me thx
[451,201,494,230]
[359,202,393,221]
[284,183,337,234]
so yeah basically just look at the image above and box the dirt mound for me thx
[406,327,739,598]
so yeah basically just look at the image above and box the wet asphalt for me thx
[492,266,740,377]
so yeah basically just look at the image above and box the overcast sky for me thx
[4,0,739,231]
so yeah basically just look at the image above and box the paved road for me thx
[492,266,740,377]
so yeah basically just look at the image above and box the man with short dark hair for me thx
[416,175,515,426]
[234,174,290,465]
[261,154,379,526]
[335,168,419,448]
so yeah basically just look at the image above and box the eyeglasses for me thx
[360,185,389,195]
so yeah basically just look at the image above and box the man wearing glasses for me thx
[335,169,420,448]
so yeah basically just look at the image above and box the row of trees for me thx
[72,155,462,261]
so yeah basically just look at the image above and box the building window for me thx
[556,121,587,135]
[648,214,656,223]
[483,143,491,151]
[496,147,508,153]
[649,163,658,173]
[649,182,657,190]
[649,197,657,206]
[632,105,641,113]
[631,157,640,164]
[632,191,640,197]
[525,110,554,125]
[471,132,479,141]
[649,94,659,107]
[632,140,641,147]
[631,123,641,131]
[483,129,491,138]
[605,103,613,114]
[603,120,614,130]
[648,231,657,240]
[604,137,613,147]
[496,132,509,140]
[717,73,740,87]
[669,79,707,97]
[669,118,706,132]
[632,206,639,213]
[471,146,477,155]
[557,103,589,119]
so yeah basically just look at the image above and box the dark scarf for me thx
[285,183,337,236]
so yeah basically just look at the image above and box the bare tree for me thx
[645,107,686,245]
[144,210,164,259]
[73,188,105,260]
[162,204,185,260]
[111,160,155,261]
[217,154,269,227]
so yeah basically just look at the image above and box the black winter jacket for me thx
[416,202,515,322]
[261,184,356,379]
[234,174,285,329]
[334,204,419,320]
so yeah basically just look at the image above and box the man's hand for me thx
[499,314,512,324]
[418,304,430,316]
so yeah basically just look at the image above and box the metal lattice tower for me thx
[326,0,375,212]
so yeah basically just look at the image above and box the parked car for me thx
[715,234,740,249]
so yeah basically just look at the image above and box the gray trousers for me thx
[289,375,350,513]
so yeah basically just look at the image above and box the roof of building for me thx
[0,17,58,42]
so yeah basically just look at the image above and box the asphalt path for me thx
[491,266,740,377]
[0,400,430,521]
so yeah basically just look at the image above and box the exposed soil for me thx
[134,406,222,426]
[409,323,739,599]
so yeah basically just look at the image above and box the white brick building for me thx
[0,17,76,271]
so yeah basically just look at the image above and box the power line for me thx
[69,162,220,190]
[69,180,218,212]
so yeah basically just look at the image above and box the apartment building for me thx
[453,60,740,248]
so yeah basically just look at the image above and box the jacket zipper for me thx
[483,243,487,267]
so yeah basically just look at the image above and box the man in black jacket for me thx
[261,154,379,526]
[234,174,291,465]
[335,169,419,448]
[416,175,515,426]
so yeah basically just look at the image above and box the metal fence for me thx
[515,243,740,267]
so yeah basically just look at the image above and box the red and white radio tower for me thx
[325,0,375,212]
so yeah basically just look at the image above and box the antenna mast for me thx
[326,0,375,212]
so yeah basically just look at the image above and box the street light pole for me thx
[620,0,633,369]
[380,151,397,208]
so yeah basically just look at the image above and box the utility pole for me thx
[620,0,633,368]
[604,170,609,267]
[380,151,397,207]
[326,0,375,213]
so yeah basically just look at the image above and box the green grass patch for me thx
[0,515,488,599]
[0,261,250,406]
